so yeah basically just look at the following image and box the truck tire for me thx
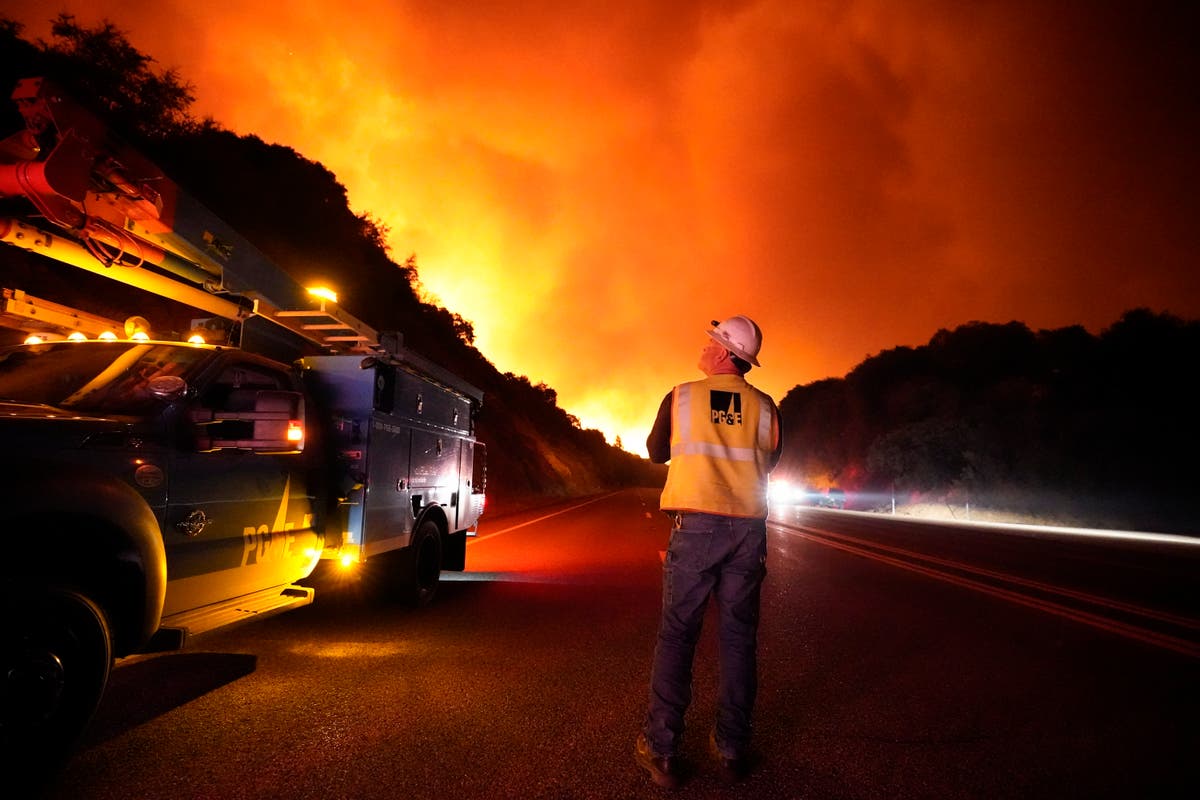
[401,519,442,608]
[1,586,113,772]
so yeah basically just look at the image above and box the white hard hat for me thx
[707,315,763,367]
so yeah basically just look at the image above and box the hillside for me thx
[778,313,1199,534]
[0,15,664,512]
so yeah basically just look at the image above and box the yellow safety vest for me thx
[659,374,778,518]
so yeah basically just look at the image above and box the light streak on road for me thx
[786,506,1200,548]
[776,522,1200,660]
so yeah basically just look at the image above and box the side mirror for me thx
[147,375,188,400]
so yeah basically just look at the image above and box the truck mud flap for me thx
[442,529,467,572]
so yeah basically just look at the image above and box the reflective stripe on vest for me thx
[659,376,776,518]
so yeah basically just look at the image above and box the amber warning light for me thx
[306,286,338,303]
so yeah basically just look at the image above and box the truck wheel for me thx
[1,586,113,768]
[401,519,442,608]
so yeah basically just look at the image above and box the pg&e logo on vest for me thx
[709,391,743,426]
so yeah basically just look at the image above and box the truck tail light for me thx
[287,420,304,443]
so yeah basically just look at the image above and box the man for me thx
[635,315,783,788]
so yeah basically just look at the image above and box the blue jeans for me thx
[643,512,768,758]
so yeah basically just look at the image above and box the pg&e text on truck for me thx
[0,77,486,766]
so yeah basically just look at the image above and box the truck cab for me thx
[0,338,323,630]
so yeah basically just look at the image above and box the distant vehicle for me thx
[816,488,846,510]
[768,480,811,507]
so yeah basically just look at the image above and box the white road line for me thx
[791,524,1199,631]
[777,525,1200,660]
[466,492,619,545]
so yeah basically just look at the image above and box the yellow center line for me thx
[777,524,1200,660]
[790,524,1199,631]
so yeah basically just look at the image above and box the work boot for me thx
[709,730,750,784]
[635,733,682,789]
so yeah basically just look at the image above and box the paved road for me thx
[32,490,1200,799]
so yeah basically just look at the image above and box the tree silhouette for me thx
[780,313,1199,532]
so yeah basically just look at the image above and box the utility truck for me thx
[0,77,485,762]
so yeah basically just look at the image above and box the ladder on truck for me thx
[0,76,381,355]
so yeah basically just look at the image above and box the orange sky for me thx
[5,1,1198,453]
